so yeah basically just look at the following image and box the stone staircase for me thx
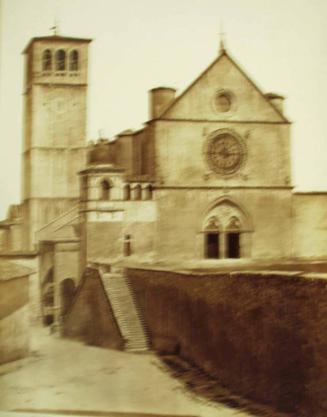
[36,204,80,242]
[100,271,149,352]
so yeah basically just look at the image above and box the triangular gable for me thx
[160,50,289,123]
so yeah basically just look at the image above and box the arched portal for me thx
[60,278,76,316]
[202,199,251,259]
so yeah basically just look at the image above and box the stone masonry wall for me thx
[0,276,30,364]
[127,268,327,417]
[63,268,124,350]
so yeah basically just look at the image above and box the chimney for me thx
[265,92,285,114]
[149,87,176,119]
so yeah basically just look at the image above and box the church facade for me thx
[1,34,327,323]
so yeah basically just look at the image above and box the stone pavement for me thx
[0,328,253,417]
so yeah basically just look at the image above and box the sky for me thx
[0,0,326,217]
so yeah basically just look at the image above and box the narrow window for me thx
[123,184,131,200]
[123,234,131,256]
[69,50,79,71]
[133,184,141,201]
[56,49,66,71]
[226,232,240,258]
[42,49,52,71]
[226,216,241,258]
[100,180,111,200]
[143,184,153,200]
[205,233,220,259]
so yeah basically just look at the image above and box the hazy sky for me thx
[0,0,326,217]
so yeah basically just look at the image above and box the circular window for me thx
[205,132,245,175]
[214,90,232,113]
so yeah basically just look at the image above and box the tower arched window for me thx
[69,50,79,71]
[42,49,52,71]
[56,49,66,71]
[100,179,111,200]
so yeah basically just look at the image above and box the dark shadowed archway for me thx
[60,278,76,316]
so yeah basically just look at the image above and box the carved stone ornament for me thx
[204,131,246,175]
[204,216,220,231]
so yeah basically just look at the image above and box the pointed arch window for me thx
[42,49,52,71]
[226,216,241,259]
[56,49,66,71]
[69,50,79,71]
[100,179,111,200]
[202,200,252,260]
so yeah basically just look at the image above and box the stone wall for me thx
[153,121,290,188]
[293,193,327,258]
[63,268,124,350]
[154,188,293,261]
[0,255,40,324]
[0,276,30,364]
[83,201,156,263]
[153,52,290,188]
[127,268,327,416]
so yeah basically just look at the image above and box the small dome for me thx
[87,140,116,165]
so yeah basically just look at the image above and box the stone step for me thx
[100,271,149,352]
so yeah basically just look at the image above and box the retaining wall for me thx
[127,268,327,416]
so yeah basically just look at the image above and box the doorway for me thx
[205,233,220,258]
[227,232,240,258]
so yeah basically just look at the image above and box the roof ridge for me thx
[159,49,289,123]
[22,35,92,54]
[160,50,226,118]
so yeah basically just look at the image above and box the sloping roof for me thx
[0,260,34,281]
[23,35,92,53]
[160,49,289,123]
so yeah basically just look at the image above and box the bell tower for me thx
[21,34,92,249]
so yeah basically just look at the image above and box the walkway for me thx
[0,328,253,417]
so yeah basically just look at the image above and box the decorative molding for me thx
[155,185,294,190]
[147,118,291,125]
[203,128,246,176]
